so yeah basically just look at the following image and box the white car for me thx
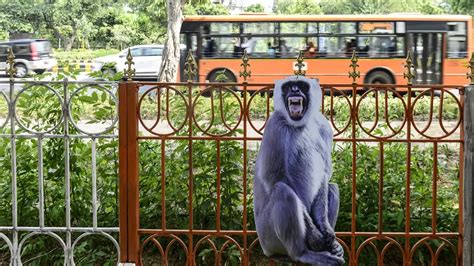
[92,44,164,78]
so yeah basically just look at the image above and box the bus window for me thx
[281,23,307,34]
[308,23,318,34]
[395,37,405,57]
[447,22,467,58]
[203,37,236,58]
[358,36,397,57]
[319,22,356,34]
[243,22,275,34]
[319,36,353,57]
[396,22,406,33]
[359,22,395,34]
[210,23,239,34]
[279,37,306,58]
[251,37,278,58]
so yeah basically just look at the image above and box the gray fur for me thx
[254,76,344,265]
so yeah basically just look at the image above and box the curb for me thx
[49,59,93,73]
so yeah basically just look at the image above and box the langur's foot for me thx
[330,240,344,258]
[297,250,345,265]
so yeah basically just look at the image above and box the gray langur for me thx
[254,76,344,265]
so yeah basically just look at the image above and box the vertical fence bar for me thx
[242,84,248,266]
[432,142,438,234]
[126,81,139,263]
[187,82,194,266]
[463,85,473,266]
[91,137,98,229]
[8,55,18,266]
[216,139,221,231]
[37,137,45,229]
[118,81,129,262]
[350,82,357,265]
[378,142,384,235]
[62,78,73,265]
[403,52,414,265]
[161,137,166,231]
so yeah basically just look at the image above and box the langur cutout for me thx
[254,76,344,265]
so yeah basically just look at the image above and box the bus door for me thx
[406,22,447,84]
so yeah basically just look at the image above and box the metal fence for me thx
[118,50,473,265]
[0,48,120,265]
[0,48,472,265]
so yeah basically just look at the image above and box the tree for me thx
[273,0,322,15]
[244,4,265,13]
[157,0,186,82]
[185,2,230,15]
[158,0,219,82]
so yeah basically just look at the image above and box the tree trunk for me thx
[64,35,76,51]
[157,0,186,82]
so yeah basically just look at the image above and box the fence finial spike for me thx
[6,48,16,80]
[239,50,251,82]
[348,50,360,84]
[124,48,135,81]
[403,51,415,85]
[467,52,474,85]
[184,49,197,82]
[294,50,306,77]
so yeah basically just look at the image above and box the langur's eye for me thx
[296,81,309,94]
[282,82,291,94]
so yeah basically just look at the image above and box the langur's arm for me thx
[256,114,286,187]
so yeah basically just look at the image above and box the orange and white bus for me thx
[180,14,472,85]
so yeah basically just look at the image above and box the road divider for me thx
[49,59,93,73]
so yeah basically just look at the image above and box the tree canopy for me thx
[0,0,471,51]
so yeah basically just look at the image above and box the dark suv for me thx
[0,39,57,78]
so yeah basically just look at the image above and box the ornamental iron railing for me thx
[117,51,473,265]
[0,48,473,265]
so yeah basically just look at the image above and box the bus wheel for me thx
[207,68,237,83]
[364,70,395,95]
[365,70,394,85]
[205,68,237,97]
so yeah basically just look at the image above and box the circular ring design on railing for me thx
[13,84,64,134]
[193,85,243,137]
[68,84,118,135]
[138,85,189,136]
[17,231,67,265]
[140,234,188,264]
[193,235,244,264]
[0,233,13,261]
[0,91,10,130]
[356,87,408,139]
[322,87,352,137]
[410,236,457,264]
[247,86,274,136]
[71,231,120,265]
[410,88,462,139]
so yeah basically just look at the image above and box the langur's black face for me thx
[282,80,310,121]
